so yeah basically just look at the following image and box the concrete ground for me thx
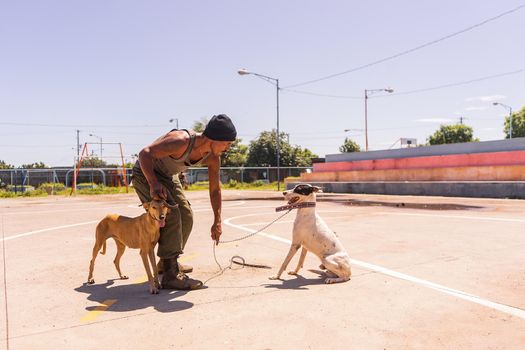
[0,190,524,349]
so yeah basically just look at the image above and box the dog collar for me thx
[275,202,316,212]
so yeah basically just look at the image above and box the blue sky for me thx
[1,0,524,166]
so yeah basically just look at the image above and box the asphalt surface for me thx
[1,190,524,349]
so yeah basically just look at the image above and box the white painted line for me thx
[128,200,247,210]
[2,220,99,241]
[3,205,137,216]
[240,211,351,226]
[223,214,525,320]
[223,216,291,244]
[0,201,262,242]
[383,212,525,223]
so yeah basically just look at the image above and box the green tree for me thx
[427,124,479,145]
[221,138,248,167]
[292,147,318,167]
[246,130,317,167]
[192,117,209,132]
[339,138,361,153]
[19,162,48,169]
[504,106,525,138]
[81,157,108,167]
[0,160,14,169]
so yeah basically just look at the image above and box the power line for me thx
[282,89,361,99]
[283,3,525,89]
[282,67,525,99]
[0,122,168,128]
[374,68,525,98]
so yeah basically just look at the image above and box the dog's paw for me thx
[150,287,160,294]
[288,271,298,275]
[324,278,337,284]
[120,275,129,280]
[87,279,95,284]
[319,264,326,270]
[268,276,282,280]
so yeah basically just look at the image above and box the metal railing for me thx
[0,166,312,191]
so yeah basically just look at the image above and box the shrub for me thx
[38,182,66,194]
[226,179,239,188]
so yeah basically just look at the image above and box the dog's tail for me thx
[100,241,106,255]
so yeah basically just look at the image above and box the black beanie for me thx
[203,114,237,141]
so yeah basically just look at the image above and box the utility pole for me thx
[76,130,80,158]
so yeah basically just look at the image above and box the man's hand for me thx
[150,182,167,200]
[211,222,222,245]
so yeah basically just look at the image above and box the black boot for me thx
[161,256,203,290]
[157,259,193,275]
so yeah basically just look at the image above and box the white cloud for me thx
[415,118,454,123]
[464,106,488,111]
[465,95,506,102]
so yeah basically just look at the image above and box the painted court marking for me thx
[81,254,199,322]
[224,213,525,320]
[1,202,278,242]
[383,212,525,223]
[80,299,117,323]
[1,220,99,242]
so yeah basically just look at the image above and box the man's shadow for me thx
[261,269,327,290]
[75,279,194,313]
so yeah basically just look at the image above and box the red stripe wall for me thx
[314,150,525,172]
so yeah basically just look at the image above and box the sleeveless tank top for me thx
[135,129,211,179]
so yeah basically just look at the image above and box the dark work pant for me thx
[132,167,193,259]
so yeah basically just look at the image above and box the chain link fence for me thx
[0,167,312,192]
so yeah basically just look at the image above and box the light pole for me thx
[493,102,513,139]
[169,118,179,129]
[89,133,103,158]
[364,88,394,151]
[238,68,282,191]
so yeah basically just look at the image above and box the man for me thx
[132,114,236,290]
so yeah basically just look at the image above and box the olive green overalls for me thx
[132,129,210,259]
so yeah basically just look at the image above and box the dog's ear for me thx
[142,202,150,210]
[313,186,323,193]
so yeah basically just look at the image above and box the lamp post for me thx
[364,88,394,151]
[89,133,103,158]
[238,68,282,191]
[169,118,179,129]
[493,102,513,139]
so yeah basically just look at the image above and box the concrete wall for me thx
[315,150,525,172]
[301,165,525,182]
[285,181,525,199]
[326,137,525,163]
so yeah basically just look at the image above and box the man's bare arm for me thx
[207,154,222,244]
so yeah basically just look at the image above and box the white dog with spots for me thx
[270,184,352,284]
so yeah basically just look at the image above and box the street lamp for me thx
[169,118,179,129]
[238,68,282,191]
[89,133,103,158]
[493,102,513,139]
[364,88,394,151]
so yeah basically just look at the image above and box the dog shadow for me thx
[262,270,327,290]
[75,279,194,313]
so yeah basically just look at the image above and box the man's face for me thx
[211,140,233,156]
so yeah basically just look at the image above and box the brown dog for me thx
[87,199,177,294]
